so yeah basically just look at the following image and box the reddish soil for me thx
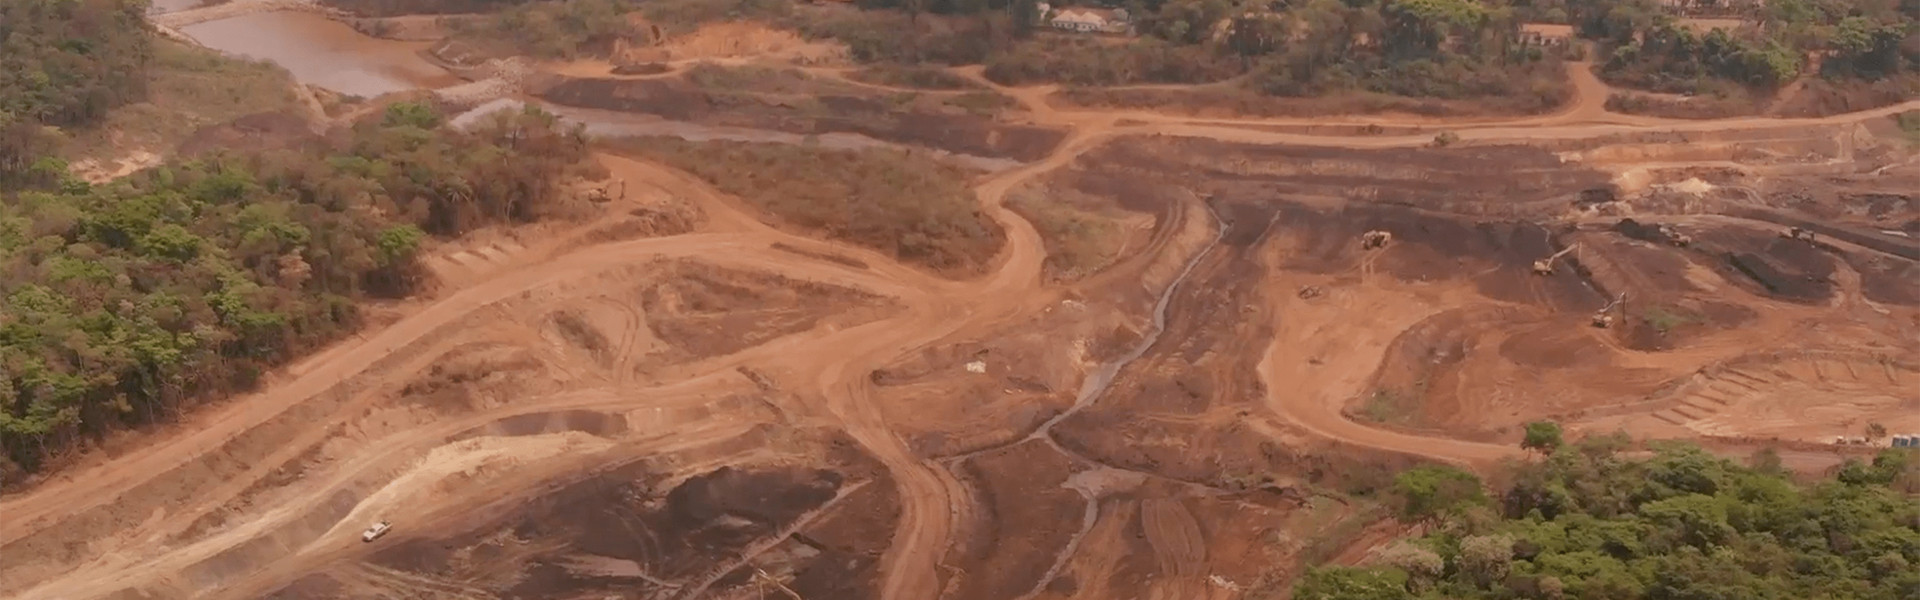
[9,52,1920,600]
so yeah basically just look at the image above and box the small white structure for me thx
[1040,4,1131,34]
[965,360,987,374]
[362,520,393,543]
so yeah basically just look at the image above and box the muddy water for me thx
[181,12,458,98]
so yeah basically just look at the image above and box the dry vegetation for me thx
[1007,185,1131,282]
[683,63,867,96]
[1604,90,1763,120]
[847,64,987,91]
[63,40,300,171]
[1059,75,1570,118]
[610,138,1003,276]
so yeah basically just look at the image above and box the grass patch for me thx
[1896,111,1920,147]
[683,63,864,96]
[63,38,298,164]
[1357,382,1427,425]
[610,138,1002,276]
[848,64,985,91]
[1058,81,1565,118]
[1604,88,1762,119]
[1638,305,1702,333]
[1007,187,1128,282]
[943,91,1018,116]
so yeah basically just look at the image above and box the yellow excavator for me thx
[1532,243,1580,276]
[1591,293,1626,328]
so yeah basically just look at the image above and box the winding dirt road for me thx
[4,52,1917,600]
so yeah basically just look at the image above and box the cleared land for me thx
[6,12,1920,600]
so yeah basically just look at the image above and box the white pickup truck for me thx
[361,520,393,543]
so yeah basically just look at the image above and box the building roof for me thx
[1051,7,1125,24]
[1520,23,1574,38]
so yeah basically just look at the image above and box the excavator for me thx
[1532,243,1580,276]
[1781,227,1817,243]
[584,178,627,203]
[1360,230,1392,250]
[1591,293,1626,328]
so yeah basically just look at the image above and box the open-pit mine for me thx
[3,2,1918,599]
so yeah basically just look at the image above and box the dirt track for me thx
[4,55,1919,600]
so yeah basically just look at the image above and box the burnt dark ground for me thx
[258,434,893,600]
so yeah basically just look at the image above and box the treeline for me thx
[1240,0,1567,104]
[1,0,152,184]
[0,104,593,477]
[452,0,643,59]
[804,0,1575,105]
[1573,0,1919,95]
[1293,430,1920,600]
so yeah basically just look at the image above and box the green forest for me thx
[0,0,596,478]
[622,0,1920,111]
[432,0,1919,112]
[1291,432,1920,600]
[1570,0,1920,106]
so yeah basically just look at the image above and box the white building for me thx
[1038,4,1131,34]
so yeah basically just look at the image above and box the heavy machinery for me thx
[1532,243,1580,276]
[1297,285,1325,299]
[1781,227,1816,243]
[1591,293,1626,328]
[361,520,392,543]
[751,568,804,600]
[1657,224,1691,247]
[1360,230,1392,250]
[584,178,627,203]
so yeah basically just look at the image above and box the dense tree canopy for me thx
[1574,0,1920,95]
[0,104,592,477]
[0,0,152,127]
[794,0,1918,111]
[1298,438,1920,600]
[1,0,154,185]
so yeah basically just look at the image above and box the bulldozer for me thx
[1360,230,1392,250]
[1781,227,1816,243]
[1532,243,1580,276]
[1591,293,1626,328]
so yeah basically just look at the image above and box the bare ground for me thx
[7,49,1920,600]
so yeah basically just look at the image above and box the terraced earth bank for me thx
[6,5,1920,599]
